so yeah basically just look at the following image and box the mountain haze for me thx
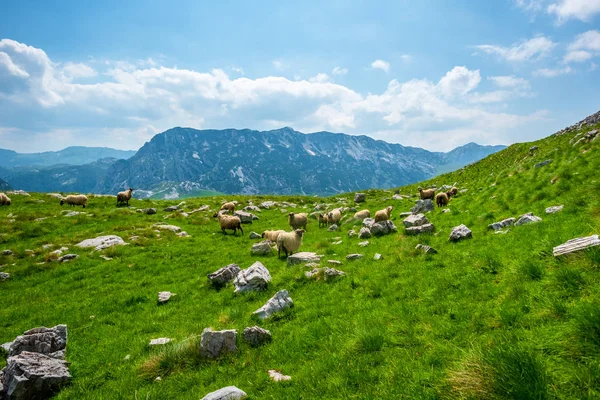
[0,147,136,169]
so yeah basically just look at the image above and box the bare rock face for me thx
[1,351,71,400]
[233,262,271,293]
[200,328,238,359]
[449,224,472,242]
[252,290,293,319]
[208,264,241,288]
[75,235,126,251]
[242,326,272,347]
[201,386,247,400]
[8,325,67,358]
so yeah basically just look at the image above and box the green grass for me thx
[0,124,599,399]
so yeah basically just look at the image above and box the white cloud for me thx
[273,60,286,71]
[61,62,97,79]
[475,36,556,62]
[371,59,390,73]
[564,30,600,63]
[0,38,548,152]
[548,0,600,22]
[533,66,574,77]
[515,0,545,12]
[400,54,413,62]
[231,66,245,75]
[332,66,348,76]
[488,75,530,89]
[564,50,593,62]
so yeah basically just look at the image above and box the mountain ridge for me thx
[0,146,136,168]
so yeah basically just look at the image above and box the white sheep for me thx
[277,229,305,258]
[374,206,392,222]
[327,209,342,225]
[0,193,11,206]
[220,202,236,213]
[288,212,308,230]
[60,194,88,208]
[261,229,286,242]
[116,188,134,206]
[213,213,243,235]
[354,209,370,220]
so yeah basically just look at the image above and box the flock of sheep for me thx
[0,188,135,209]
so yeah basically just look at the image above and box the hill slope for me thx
[0,113,598,399]
[0,146,136,169]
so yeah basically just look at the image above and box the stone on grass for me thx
[327,260,342,265]
[411,199,434,214]
[201,386,247,400]
[362,218,375,229]
[145,208,157,215]
[346,254,363,260]
[403,213,429,227]
[8,325,67,357]
[488,217,516,231]
[534,159,552,168]
[75,235,126,251]
[327,224,339,231]
[354,193,366,203]
[347,230,357,238]
[234,211,255,224]
[1,250,13,256]
[251,241,272,256]
[358,227,371,239]
[1,351,71,400]
[249,232,261,239]
[415,244,437,254]
[358,241,369,247]
[154,224,182,233]
[58,254,78,263]
[305,267,345,280]
[515,212,542,226]
[244,205,261,213]
[176,231,189,237]
[200,328,237,359]
[449,224,472,242]
[373,253,382,260]
[259,201,276,209]
[253,290,293,319]
[0,272,9,281]
[442,209,450,213]
[287,252,320,266]
[158,292,173,303]
[553,235,600,256]
[208,264,241,287]
[233,262,271,293]
[242,326,271,347]
[405,224,435,235]
[371,220,397,236]
[149,338,171,346]
[546,205,564,214]
[268,370,291,382]
[63,211,84,217]
[163,205,180,212]
[399,212,412,218]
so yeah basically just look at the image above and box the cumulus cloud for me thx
[534,66,574,77]
[0,38,548,152]
[488,75,530,89]
[475,36,556,62]
[548,0,600,22]
[61,62,97,79]
[371,59,390,72]
[564,30,600,63]
[332,66,348,76]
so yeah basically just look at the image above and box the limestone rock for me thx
[1,250,13,256]
[163,205,180,212]
[8,325,67,357]
[371,220,397,236]
[545,205,564,214]
[75,235,126,251]
[354,193,366,203]
[154,224,182,233]
[149,338,171,346]
[200,328,237,359]
[373,253,382,260]
[268,370,291,382]
[208,264,241,287]
[244,205,261,213]
[58,254,78,263]
[406,224,435,235]
[234,211,255,224]
[233,262,271,293]
[305,267,345,280]
[242,326,271,347]
[553,235,600,256]
[488,217,516,231]
[63,211,84,217]
[145,208,157,215]
[399,212,412,217]
[158,292,173,303]
[403,213,429,227]
[201,386,247,400]
[358,241,369,247]
[176,231,189,237]
[346,254,363,260]
[358,227,371,239]
[362,218,375,229]
[259,201,276,209]
[252,290,293,319]
[287,252,320,266]
[515,212,542,226]
[347,230,357,238]
[449,224,472,241]
[416,244,437,254]
[534,159,552,168]
[251,241,272,256]
[411,199,434,214]
[249,232,261,239]
[327,260,342,265]
[0,272,9,281]
[327,224,339,231]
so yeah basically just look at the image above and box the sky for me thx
[0,0,599,153]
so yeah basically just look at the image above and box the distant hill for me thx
[0,177,11,191]
[0,146,136,168]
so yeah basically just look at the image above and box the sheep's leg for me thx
[239,225,243,235]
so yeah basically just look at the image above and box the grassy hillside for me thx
[0,122,599,399]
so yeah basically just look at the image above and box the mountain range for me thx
[0,128,505,197]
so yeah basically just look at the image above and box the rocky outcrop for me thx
[449,224,472,242]
[242,326,272,347]
[75,235,126,251]
[208,264,241,287]
[370,221,397,236]
[233,262,271,293]
[200,328,237,359]
[252,290,293,319]
[201,386,247,400]
[488,217,515,231]
[7,325,67,357]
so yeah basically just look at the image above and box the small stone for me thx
[347,230,357,238]
[2,250,13,256]
[449,224,472,242]
[545,205,564,214]
[287,252,321,266]
[268,370,291,382]
[252,290,293,319]
[346,254,363,260]
[242,326,272,347]
[124,354,131,360]
[0,272,10,281]
[399,212,412,217]
[149,338,171,346]
[358,241,369,247]
[534,159,552,168]
[63,211,84,217]
[529,145,538,152]
[327,260,342,265]
[201,386,247,400]
[442,209,450,213]
[373,253,382,260]
[233,262,271,293]
[158,291,174,303]
[154,376,162,382]
[358,227,371,239]
[154,224,182,233]
[251,241,272,256]
[58,254,78,263]
[332,240,342,245]
[515,212,542,226]
[305,262,320,268]
[176,231,189,237]
[200,328,237,359]
[249,232,261,239]
[405,223,435,235]
[354,193,366,203]
[208,264,241,287]
[75,235,126,251]
[145,208,157,215]
[163,205,180,212]
[488,217,516,231]
[415,244,437,254]
[328,224,339,231]
[403,213,429,227]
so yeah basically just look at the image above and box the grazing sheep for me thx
[277,229,305,258]
[116,188,134,206]
[288,212,308,230]
[318,213,329,228]
[436,192,449,208]
[60,194,88,208]
[447,187,458,198]
[327,209,342,226]
[261,229,286,242]
[354,209,370,220]
[418,187,436,200]
[0,193,11,206]
[220,202,236,213]
[213,212,243,235]
[374,206,393,222]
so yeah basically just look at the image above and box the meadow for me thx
[1,124,599,399]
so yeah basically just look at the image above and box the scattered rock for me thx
[251,241,272,256]
[0,272,10,281]
[163,205,180,212]
[406,224,435,235]
[449,224,472,242]
[411,199,434,214]
[354,193,366,203]
[515,212,542,226]
[208,264,241,287]
[305,262,320,268]
[244,205,261,213]
[158,292,173,303]
[327,260,342,265]
[358,241,369,247]
[63,211,84,217]
[373,253,382,260]
[145,208,157,215]
[534,159,552,168]
[328,224,339,231]
[8,190,29,196]
[392,194,402,200]
[305,267,345,280]
[252,290,293,319]
[249,232,261,239]
[99,255,112,261]
[416,244,437,254]
[58,254,78,263]
[553,235,600,256]
[358,227,371,239]
[201,386,247,400]
[242,326,271,347]
[332,240,343,245]
[370,220,397,236]
[287,252,321,266]
[75,235,126,251]
[495,229,510,235]
[1,250,13,256]
[362,218,375,229]
[399,212,412,218]
[200,328,237,359]
[47,193,63,199]
[233,262,271,293]
[154,224,182,233]
[347,230,357,238]
[176,231,189,237]
[529,145,538,152]
[149,338,171,346]
[234,211,255,224]
[268,370,291,382]
[346,254,363,260]
[546,205,564,214]
[488,217,516,231]
[259,201,276,209]
[7,325,67,357]
[442,208,450,213]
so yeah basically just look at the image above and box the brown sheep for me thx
[213,213,243,235]
[418,187,436,200]
[116,188,134,206]
[354,209,370,220]
[220,202,235,213]
[436,192,449,208]
[374,206,393,222]
[60,194,88,208]
[317,213,329,228]
[288,212,308,230]
[447,187,458,198]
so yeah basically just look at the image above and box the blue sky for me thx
[0,0,599,152]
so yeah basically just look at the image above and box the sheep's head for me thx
[261,231,266,238]
[295,229,305,237]
[60,199,65,206]
[212,212,219,218]
[288,212,295,219]
[386,206,393,213]
[128,188,134,192]
[418,187,423,192]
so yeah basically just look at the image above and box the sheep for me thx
[374,206,393,222]
[354,209,370,220]
[116,188,134,207]
[447,187,458,198]
[436,192,449,208]
[60,194,88,208]
[261,229,286,242]
[0,193,11,206]
[418,187,436,200]
[317,213,329,228]
[213,213,243,235]
[277,229,304,258]
[288,212,308,231]
[220,202,235,213]
[327,209,342,226]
